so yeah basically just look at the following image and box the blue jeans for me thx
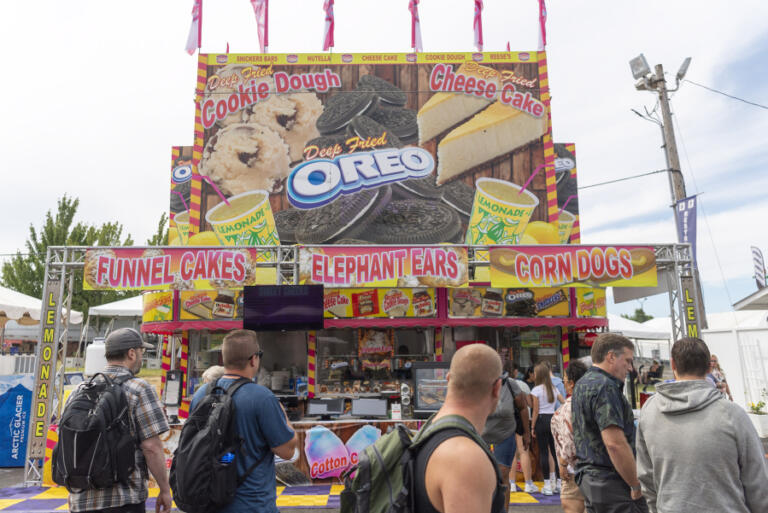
[492,434,518,467]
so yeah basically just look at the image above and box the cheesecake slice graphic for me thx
[417,63,500,144]
[436,101,548,185]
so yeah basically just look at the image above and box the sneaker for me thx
[524,482,539,493]
[508,481,517,492]
[541,481,554,496]
[555,478,562,493]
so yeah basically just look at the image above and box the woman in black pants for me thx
[531,362,566,495]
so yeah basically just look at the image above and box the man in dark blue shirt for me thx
[191,330,296,513]
[572,333,648,513]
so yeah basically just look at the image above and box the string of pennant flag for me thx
[185,0,548,54]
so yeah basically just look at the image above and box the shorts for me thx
[560,477,584,501]
[492,434,517,467]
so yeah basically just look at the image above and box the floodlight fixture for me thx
[630,54,651,79]
[676,57,692,81]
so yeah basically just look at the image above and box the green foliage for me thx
[146,212,169,246]
[0,195,138,314]
[621,308,654,323]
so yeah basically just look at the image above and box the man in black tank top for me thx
[413,344,508,513]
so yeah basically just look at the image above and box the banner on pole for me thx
[752,246,766,289]
[675,195,697,265]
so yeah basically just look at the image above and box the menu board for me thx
[448,287,569,317]
[324,288,436,318]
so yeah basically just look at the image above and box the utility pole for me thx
[630,54,707,336]
[654,64,687,205]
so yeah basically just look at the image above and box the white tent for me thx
[0,285,82,325]
[88,295,142,317]
[607,314,669,340]
[640,311,768,409]
[640,310,768,335]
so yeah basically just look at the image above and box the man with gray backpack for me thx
[342,343,507,513]
[55,328,171,513]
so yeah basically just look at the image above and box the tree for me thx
[146,212,169,246]
[621,308,654,323]
[1,195,135,315]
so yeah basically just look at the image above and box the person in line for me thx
[546,361,567,491]
[414,344,507,513]
[640,360,661,385]
[707,353,733,400]
[68,328,172,513]
[201,364,226,384]
[190,330,297,513]
[483,360,531,503]
[523,365,536,390]
[530,362,565,495]
[572,333,648,513]
[637,337,768,513]
[551,360,588,513]
[509,363,537,493]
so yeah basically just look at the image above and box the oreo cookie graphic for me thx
[274,208,305,244]
[334,238,373,245]
[440,180,474,217]
[369,107,418,141]
[504,289,538,317]
[295,185,392,244]
[170,180,191,214]
[392,175,443,201]
[368,200,461,244]
[554,144,579,215]
[358,74,407,107]
[346,115,403,148]
[316,90,378,135]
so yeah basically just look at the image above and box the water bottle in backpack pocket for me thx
[52,373,136,493]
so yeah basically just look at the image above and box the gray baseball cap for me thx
[105,328,154,352]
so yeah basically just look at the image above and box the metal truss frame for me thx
[24,243,697,485]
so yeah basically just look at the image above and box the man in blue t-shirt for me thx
[191,330,297,513]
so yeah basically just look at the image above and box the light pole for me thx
[629,54,707,335]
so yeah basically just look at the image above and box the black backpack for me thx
[170,377,269,513]
[52,373,136,492]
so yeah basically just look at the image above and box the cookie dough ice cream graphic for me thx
[193,53,556,247]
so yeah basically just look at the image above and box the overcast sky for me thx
[1,0,767,320]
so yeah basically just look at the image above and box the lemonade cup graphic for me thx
[174,211,192,245]
[465,178,539,245]
[556,210,577,244]
[205,190,281,247]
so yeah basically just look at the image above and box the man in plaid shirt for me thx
[68,328,171,513]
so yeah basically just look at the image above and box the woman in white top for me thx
[531,362,565,495]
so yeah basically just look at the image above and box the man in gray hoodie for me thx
[636,337,768,513]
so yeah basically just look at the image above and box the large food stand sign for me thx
[185,52,558,248]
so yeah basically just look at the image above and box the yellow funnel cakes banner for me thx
[83,248,274,291]
[489,245,657,288]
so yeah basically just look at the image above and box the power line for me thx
[578,169,668,190]
[683,79,768,110]
[672,108,736,310]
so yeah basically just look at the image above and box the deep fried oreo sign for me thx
[287,147,435,208]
